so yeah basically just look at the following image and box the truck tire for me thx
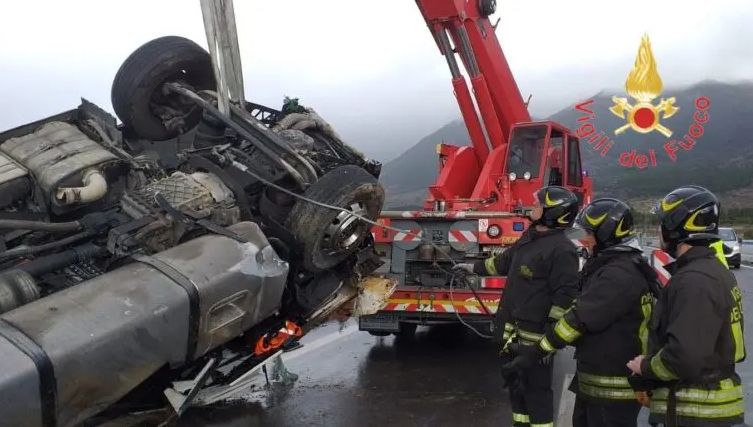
[285,165,385,272]
[111,36,215,141]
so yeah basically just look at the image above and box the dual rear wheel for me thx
[111,36,384,271]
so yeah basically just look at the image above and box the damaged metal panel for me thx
[0,335,44,427]
[0,222,289,427]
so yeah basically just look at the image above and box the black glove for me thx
[501,365,525,393]
[502,343,549,370]
[627,376,658,408]
[500,351,526,393]
[627,375,659,392]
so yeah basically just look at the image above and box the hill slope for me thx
[380,81,753,208]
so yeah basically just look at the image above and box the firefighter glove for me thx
[452,263,475,274]
[627,375,657,408]
[500,366,526,394]
[627,375,658,392]
[502,343,549,370]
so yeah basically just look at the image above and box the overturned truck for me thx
[0,36,394,427]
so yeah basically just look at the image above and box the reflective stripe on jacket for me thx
[641,246,745,426]
[538,249,658,403]
[709,240,729,268]
[473,227,579,326]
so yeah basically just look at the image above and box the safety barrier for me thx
[643,238,753,267]
[640,235,752,245]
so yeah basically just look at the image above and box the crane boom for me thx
[417,0,531,153]
[412,0,592,212]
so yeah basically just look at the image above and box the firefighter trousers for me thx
[572,395,642,427]
[509,360,553,427]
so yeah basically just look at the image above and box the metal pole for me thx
[199,0,246,114]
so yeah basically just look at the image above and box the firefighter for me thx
[503,198,662,427]
[453,185,580,427]
[626,185,745,427]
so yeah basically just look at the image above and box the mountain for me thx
[380,81,753,209]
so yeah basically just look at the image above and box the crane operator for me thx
[502,198,663,427]
[454,185,581,427]
[626,185,745,427]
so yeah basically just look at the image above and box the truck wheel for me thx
[259,186,295,224]
[285,165,385,272]
[111,36,215,141]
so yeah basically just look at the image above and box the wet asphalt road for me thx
[165,266,753,427]
[176,322,505,427]
[742,241,753,257]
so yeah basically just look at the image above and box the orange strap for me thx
[253,320,303,356]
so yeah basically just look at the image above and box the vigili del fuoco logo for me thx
[573,34,710,169]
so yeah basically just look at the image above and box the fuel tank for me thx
[0,221,289,427]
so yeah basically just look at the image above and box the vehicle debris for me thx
[0,25,395,427]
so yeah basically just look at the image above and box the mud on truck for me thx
[359,0,593,338]
[0,36,396,427]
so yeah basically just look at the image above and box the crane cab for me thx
[504,121,592,209]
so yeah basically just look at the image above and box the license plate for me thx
[359,314,400,332]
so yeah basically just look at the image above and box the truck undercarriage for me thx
[0,35,395,427]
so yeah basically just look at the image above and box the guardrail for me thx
[639,235,753,266]
[639,235,753,246]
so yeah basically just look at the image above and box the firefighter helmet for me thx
[575,198,636,251]
[533,186,579,229]
[654,185,720,255]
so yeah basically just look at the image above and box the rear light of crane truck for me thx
[481,277,505,289]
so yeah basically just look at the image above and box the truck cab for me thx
[504,122,591,214]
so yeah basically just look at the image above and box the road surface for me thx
[742,240,753,258]
[160,265,753,427]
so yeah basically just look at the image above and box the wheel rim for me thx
[320,201,369,261]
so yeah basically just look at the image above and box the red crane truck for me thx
[360,0,594,337]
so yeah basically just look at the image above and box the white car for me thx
[719,227,743,269]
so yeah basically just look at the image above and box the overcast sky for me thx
[2,0,752,161]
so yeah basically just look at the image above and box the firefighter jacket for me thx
[640,246,745,427]
[473,227,579,343]
[536,248,657,403]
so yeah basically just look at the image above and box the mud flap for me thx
[552,346,577,427]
